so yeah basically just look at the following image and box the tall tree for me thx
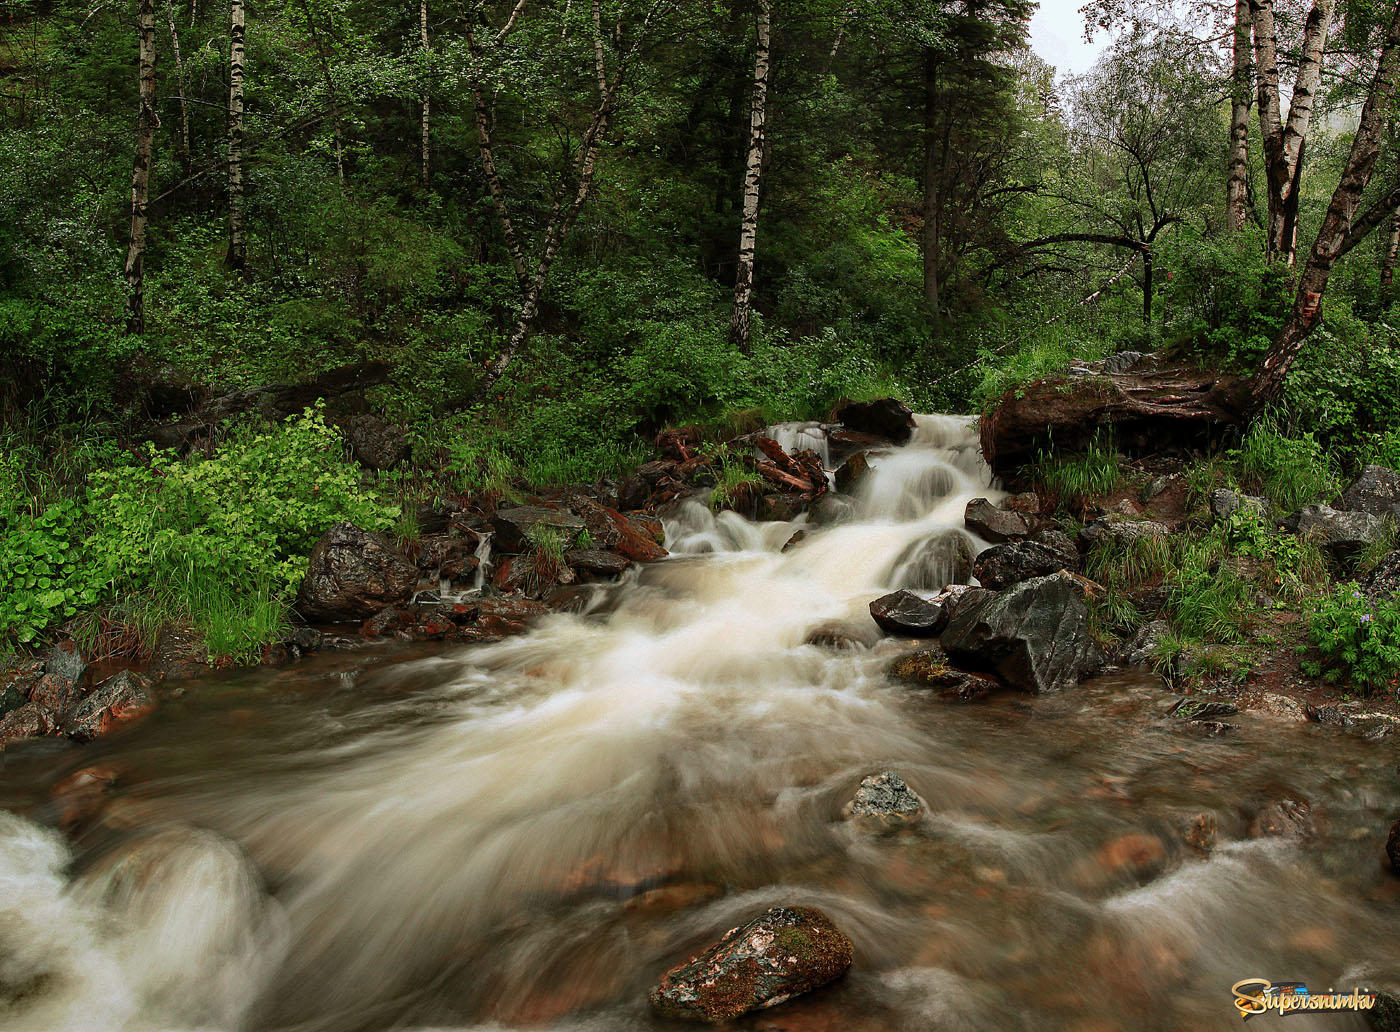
[1251,0,1400,406]
[227,0,247,271]
[729,0,772,353]
[419,0,431,189]
[124,0,159,334]
[1226,0,1252,229]
[1251,0,1333,262]
[166,0,192,170]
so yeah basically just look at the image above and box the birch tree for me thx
[419,0,431,189]
[1250,0,1400,406]
[1226,0,1252,229]
[728,0,771,353]
[227,0,247,270]
[124,0,158,334]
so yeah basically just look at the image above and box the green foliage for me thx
[1166,532,1252,645]
[1031,434,1120,512]
[1229,421,1337,513]
[1301,584,1400,694]
[0,497,101,643]
[1220,507,1327,600]
[709,451,763,512]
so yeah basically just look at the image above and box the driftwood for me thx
[145,361,392,451]
[753,436,828,499]
[980,360,1248,473]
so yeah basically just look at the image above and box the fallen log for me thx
[980,357,1248,473]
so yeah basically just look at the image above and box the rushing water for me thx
[2,415,1399,1032]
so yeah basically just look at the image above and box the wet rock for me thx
[1249,692,1307,722]
[1094,832,1166,882]
[649,905,854,1023]
[807,494,856,527]
[1209,488,1271,522]
[1183,719,1236,737]
[657,426,704,461]
[1283,505,1386,564]
[0,702,57,747]
[834,398,915,444]
[566,548,632,579]
[64,671,157,742]
[886,647,997,701]
[941,573,1102,693]
[1004,491,1042,515]
[148,625,209,682]
[1167,697,1238,720]
[465,597,550,640]
[1340,464,1400,520]
[834,452,870,494]
[1117,620,1170,669]
[782,530,808,553]
[1183,812,1218,853]
[1249,796,1314,839]
[1387,821,1400,874]
[296,523,419,622]
[28,673,81,717]
[52,764,121,829]
[490,505,586,555]
[971,534,1079,591]
[1079,517,1169,550]
[44,640,87,686]
[844,771,925,828]
[569,496,667,562]
[619,459,683,511]
[1363,552,1400,602]
[759,491,808,522]
[963,498,1030,543]
[805,622,878,651]
[888,531,976,590]
[1371,989,1400,1031]
[869,586,975,637]
[344,413,410,470]
[415,534,476,572]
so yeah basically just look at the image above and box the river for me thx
[1,415,1396,1031]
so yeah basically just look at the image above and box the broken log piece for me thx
[980,365,1248,473]
[757,461,815,494]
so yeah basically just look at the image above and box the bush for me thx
[1301,584,1400,694]
[0,496,101,643]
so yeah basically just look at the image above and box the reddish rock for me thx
[964,498,1030,542]
[567,548,633,578]
[0,702,57,747]
[1248,796,1314,839]
[65,671,157,742]
[52,764,122,828]
[570,496,667,562]
[834,398,915,444]
[29,672,81,716]
[296,522,420,621]
[650,906,854,1023]
[467,597,549,640]
[657,426,705,460]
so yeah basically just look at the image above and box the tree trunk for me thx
[921,49,940,324]
[302,0,345,183]
[1226,0,1252,230]
[1252,0,1333,262]
[1382,210,1400,301]
[1142,249,1153,324]
[419,0,430,189]
[124,0,158,335]
[728,0,771,354]
[1251,0,1400,409]
[166,0,191,170]
[226,0,246,271]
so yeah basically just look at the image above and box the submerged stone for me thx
[649,905,854,1023]
[844,771,925,829]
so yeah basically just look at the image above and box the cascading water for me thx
[2,414,1398,1032]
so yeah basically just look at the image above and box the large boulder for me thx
[1284,505,1386,563]
[834,451,871,494]
[834,398,916,444]
[1364,552,1400,602]
[296,522,419,622]
[964,498,1030,542]
[1079,517,1169,550]
[490,506,585,555]
[972,533,1078,590]
[1340,464,1400,519]
[343,414,410,470]
[569,497,668,562]
[941,573,1103,693]
[887,530,976,589]
[64,671,157,742]
[649,905,854,1023]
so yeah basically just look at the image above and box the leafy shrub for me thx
[1221,507,1326,600]
[1301,584,1400,693]
[1229,421,1337,513]
[0,497,101,643]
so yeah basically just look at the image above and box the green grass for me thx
[1230,420,1338,513]
[1031,433,1121,513]
[1166,533,1252,645]
[709,452,764,511]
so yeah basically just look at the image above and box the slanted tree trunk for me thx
[124,0,158,334]
[166,0,191,170]
[1142,249,1153,323]
[729,0,772,353]
[1226,0,1252,230]
[226,0,246,271]
[1251,0,1400,408]
[419,0,430,188]
[1252,0,1333,262]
